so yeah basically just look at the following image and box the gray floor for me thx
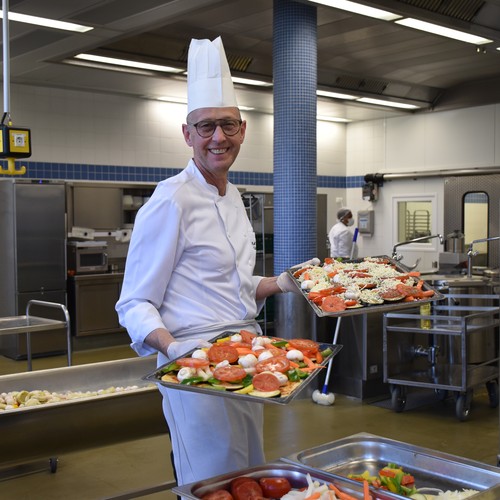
[1,344,499,499]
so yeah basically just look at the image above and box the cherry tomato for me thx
[255,356,290,373]
[252,372,281,392]
[201,489,234,500]
[175,357,209,368]
[230,476,256,495]
[258,477,292,498]
[213,365,247,382]
[208,344,239,364]
[320,295,347,313]
[232,479,263,500]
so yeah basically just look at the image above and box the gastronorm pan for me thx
[283,432,500,498]
[288,256,444,318]
[143,332,342,405]
[173,461,403,500]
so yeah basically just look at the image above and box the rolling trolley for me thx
[383,292,499,421]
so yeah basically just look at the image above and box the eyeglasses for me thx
[188,119,242,138]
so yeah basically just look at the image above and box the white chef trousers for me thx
[159,384,265,486]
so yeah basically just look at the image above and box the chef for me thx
[328,207,357,259]
[116,37,300,487]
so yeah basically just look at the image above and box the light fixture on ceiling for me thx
[395,18,492,45]
[317,89,358,100]
[74,54,184,74]
[318,115,352,123]
[231,76,273,87]
[0,10,93,33]
[356,97,419,109]
[308,0,401,21]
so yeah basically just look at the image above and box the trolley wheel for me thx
[391,385,407,413]
[49,457,58,473]
[455,390,473,421]
[486,380,499,408]
[434,389,448,401]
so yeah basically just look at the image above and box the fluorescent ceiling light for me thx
[318,115,352,123]
[0,10,93,32]
[357,97,420,109]
[396,18,492,45]
[231,76,272,87]
[308,0,401,21]
[317,89,358,100]
[74,54,184,74]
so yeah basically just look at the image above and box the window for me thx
[464,192,488,264]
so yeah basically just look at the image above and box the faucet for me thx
[467,236,500,278]
[391,234,444,266]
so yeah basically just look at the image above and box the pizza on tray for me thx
[153,330,333,400]
[292,256,436,314]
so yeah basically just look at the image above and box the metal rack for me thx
[0,300,71,371]
[383,293,499,421]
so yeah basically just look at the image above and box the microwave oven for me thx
[67,241,108,275]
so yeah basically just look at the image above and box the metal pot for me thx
[445,230,465,253]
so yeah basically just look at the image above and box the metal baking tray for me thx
[143,332,342,405]
[173,461,403,500]
[288,256,444,318]
[283,432,500,498]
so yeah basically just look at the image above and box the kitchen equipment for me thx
[0,179,67,359]
[144,332,342,405]
[283,432,500,497]
[173,461,401,500]
[446,229,465,253]
[67,240,108,275]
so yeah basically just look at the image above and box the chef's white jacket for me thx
[116,160,265,352]
[328,221,355,259]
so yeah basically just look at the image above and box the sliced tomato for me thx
[263,346,287,357]
[201,489,234,500]
[208,344,239,364]
[288,338,320,354]
[239,330,257,344]
[379,289,405,301]
[252,372,281,392]
[259,477,292,498]
[175,357,209,368]
[213,365,247,382]
[320,295,347,312]
[255,356,290,373]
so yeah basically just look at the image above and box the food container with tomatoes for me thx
[288,256,444,318]
[282,433,500,498]
[143,331,342,405]
[172,461,404,500]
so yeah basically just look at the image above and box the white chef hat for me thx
[187,36,238,114]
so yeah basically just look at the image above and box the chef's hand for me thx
[277,258,320,294]
[167,338,211,361]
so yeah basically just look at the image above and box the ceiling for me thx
[5,0,500,121]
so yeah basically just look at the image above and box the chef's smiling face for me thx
[183,107,246,185]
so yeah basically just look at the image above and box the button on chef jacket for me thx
[116,160,264,354]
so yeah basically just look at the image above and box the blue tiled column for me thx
[273,0,317,273]
[273,0,317,339]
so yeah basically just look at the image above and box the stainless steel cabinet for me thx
[68,274,125,337]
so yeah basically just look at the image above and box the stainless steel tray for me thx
[143,333,342,405]
[283,432,500,498]
[289,256,444,318]
[173,461,403,500]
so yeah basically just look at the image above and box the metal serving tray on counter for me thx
[143,332,342,405]
[288,256,444,318]
[173,461,403,500]
[283,432,500,498]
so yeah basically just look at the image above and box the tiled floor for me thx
[1,345,499,499]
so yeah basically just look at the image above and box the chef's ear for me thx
[182,123,194,147]
[239,120,247,144]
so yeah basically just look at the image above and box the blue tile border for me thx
[0,160,365,187]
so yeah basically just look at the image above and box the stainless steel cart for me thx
[383,292,499,421]
[0,300,71,372]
